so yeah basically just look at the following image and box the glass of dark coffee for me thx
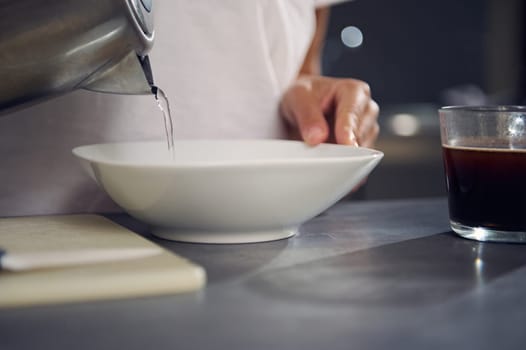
[439,106,526,243]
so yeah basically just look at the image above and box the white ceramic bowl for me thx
[73,140,383,243]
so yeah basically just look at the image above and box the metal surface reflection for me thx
[247,232,526,307]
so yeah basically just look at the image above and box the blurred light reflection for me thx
[474,244,485,286]
[340,26,363,48]
[389,113,420,136]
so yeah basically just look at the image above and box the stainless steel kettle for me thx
[0,0,155,114]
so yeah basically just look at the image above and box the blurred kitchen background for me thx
[324,0,526,200]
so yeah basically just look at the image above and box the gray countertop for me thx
[1,197,526,350]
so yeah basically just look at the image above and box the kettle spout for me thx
[82,52,154,95]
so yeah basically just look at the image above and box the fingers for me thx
[281,76,380,147]
[334,80,373,146]
[357,99,380,148]
[334,79,370,146]
[280,79,329,146]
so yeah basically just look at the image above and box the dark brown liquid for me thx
[443,144,526,231]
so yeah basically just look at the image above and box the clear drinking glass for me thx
[439,106,526,243]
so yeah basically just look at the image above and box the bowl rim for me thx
[72,139,384,169]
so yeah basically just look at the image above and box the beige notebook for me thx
[0,215,206,308]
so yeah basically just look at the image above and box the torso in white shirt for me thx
[0,0,345,216]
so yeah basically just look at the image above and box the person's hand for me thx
[280,74,379,147]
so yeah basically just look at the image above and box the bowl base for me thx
[151,227,297,244]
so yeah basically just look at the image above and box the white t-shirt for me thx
[0,0,346,216]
